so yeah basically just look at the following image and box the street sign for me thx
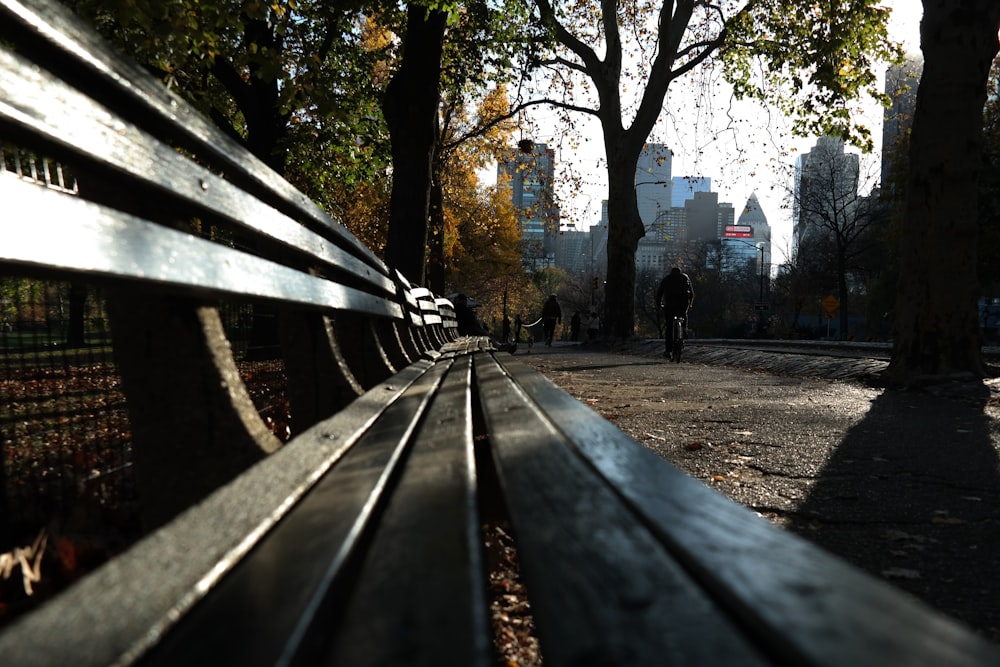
[821,295,839,319]
[755,303,769,311]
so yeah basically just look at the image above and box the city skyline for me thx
[485,3,922,264]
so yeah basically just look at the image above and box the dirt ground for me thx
[514,341,1000,645]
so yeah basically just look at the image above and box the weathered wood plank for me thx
[320,354,491,666]
[494,355,1000,667]
[0,361,436,667]
[0,47,395,295]
[1,179,403,320]
[474,353,772,667]
[0,0,376,264]
[135,360,455,666]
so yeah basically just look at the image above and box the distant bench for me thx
[2,1,1000,665]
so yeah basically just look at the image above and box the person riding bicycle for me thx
[656,267,694,360]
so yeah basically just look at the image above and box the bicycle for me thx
[670,315,684,363]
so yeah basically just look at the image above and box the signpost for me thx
[821,295,840,338]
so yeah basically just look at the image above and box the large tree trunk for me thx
[603,162,646,339]
[887,1,1000,385]
[382,5,447,285]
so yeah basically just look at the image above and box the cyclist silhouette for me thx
[656,267,694,360]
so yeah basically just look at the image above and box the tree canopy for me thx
[512,0,901,338]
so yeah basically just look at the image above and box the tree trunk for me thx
[382,5,447,285]
[603,155,646,339]
[887,1,1000,385]
[837,248,850,340]
[597,112,647,339]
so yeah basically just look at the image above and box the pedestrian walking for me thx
[587,312,600,340]
[570,311,581,341]
[542,294,562,346]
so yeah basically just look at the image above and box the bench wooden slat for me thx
[0,360,437,666]
[493,355,1000,667]
[473,353,773,667]
[0,48,395,295]
[320,354,491,665]
[1,180,404,320]
[0,0,376,265]
[135,360,455,666]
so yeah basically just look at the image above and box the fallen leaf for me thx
[685,442,703,450]
[882,567,922,580]
[931,510,967,526]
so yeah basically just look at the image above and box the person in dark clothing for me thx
[570,311,581,341]
[656,267,694,359]
[541,294,562,346]
[454,294,489,336]
[587,312,600,340]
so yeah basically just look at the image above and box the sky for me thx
[487,2,923,263]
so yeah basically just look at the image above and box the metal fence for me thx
[0,275,291,622]
[2,137,297,624]
[1,142,291,620]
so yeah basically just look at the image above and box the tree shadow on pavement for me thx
[786,385,1000,642]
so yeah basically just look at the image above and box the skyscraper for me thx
[498,142,560,267]
[881,56,922,189]
[793,136,859,250]
[722,193,771,276]
[671,176,711,208]
[686,191,724,241]
[635,143,673,227]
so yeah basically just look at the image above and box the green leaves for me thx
[722,0,903,151]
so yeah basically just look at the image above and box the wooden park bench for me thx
[1,1,999,665]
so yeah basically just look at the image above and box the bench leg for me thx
[279,310,365,433]
[332,314,396,388]
[108,292,280,530]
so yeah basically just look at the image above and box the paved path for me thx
[514,340,1000,644]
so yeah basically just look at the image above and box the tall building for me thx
[881,56,922,188]
[636,211,672,276]
[635,143,673,227]
[793,136,859,250]
[498,142,560,267]
[636,187,735,274]
[686,191,725,241]
[721,193,771,278]
[553,228,590,275]
[671,176,711,208]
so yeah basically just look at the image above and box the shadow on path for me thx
[786,386,1000,641]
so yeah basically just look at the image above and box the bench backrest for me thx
[0,0,450,529]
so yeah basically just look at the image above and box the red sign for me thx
[724,224,753,238]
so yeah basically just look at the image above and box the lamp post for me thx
[730,239,768,338]
[755,242,765,304]
[589,233,596,308]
